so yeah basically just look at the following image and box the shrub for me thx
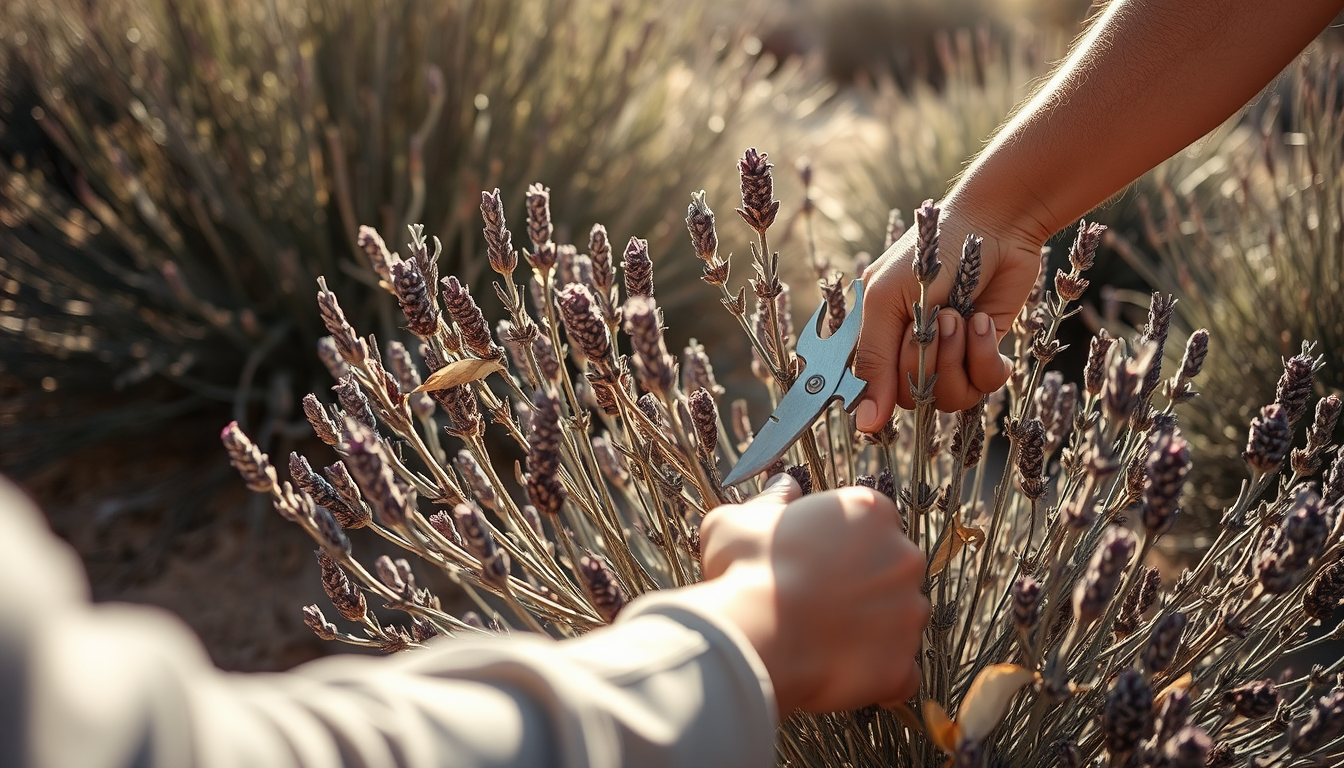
[227,149,1344,766]
[0,0,828,471]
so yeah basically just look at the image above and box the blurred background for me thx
[1,0,1340,670]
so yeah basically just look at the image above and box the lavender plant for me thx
[226,149,1344,766]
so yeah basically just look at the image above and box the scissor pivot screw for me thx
[804,374,826,394]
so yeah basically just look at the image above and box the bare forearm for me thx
[948,0,1343,240]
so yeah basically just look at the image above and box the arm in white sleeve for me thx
[0,478,776,768]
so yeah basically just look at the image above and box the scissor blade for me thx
[722,384,829,486]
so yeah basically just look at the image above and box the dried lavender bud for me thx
[1138,567,1162,614]
[374,554,409,596]
[377,625,412,653]
[1068,220,1106,273]
[1205,743,1237,768]
[316,549,366,621]
[1304,560,1344,620]
[1168,329,1209,403]
[579,554,626,622]
[1152,726,1211,768]
[1074,527,1137,626]
[876,468,896,502]
[532,332,561,382]
[428,510,464,550]
[1084,329,1115,396]
[820,274,847,335]
[437,383,483,438]
[588,375,619,416]
[951,401,986,469]
[302,604,339,640]
[290,453,361,529]
[736,147,779,233]
[1226,679,1280,719]
[322,461,367,524]
[948,234,983,317]
[1053,740,1081,768]
[1103,669,1154,757]
[334,374,378,433]
[520,504,545,541]
[1139,293,1176,401]
[554,244,579,286]
[340,419,403,527]
[884,208,906,250]
[385,341,434,420]
[441,276,496,359]
[527,387,563,476]
[525,182,553,252]
[316,336,351,381]
[1053,268,1089,304]
[1012,575,1041,630]
[622,237,654,299]
[390,259,439,337]
[1155,689,1192,745]
[689,388,719,459]
[526,472,567,516]
[454,450,498,510]
[410,616,438,643]
[589,223,613,291]
[1143,428,1190,537]
[497,319,529,372]
[1325,452,1344,507]
[1103,347,1143,427]
[1274,486,1329,574]
[686,189,718,261]
[1143,611,1187,673]
[221,421,277,493]
[1015,418,1048,501]
[912,199,942,284]
[786,464,814,495]
[682,339,724,397]
[1276,347,1321,426]
[623,296,675,396]
[1308,394,1341,448]
[316,278,367,364]
[453,502,500,561]
[357,225,397,282]
[731,398,754,450]
[480,188,517,275]
[1289,688,1344,754]
[592,434,630,489]
[1244,403,1292,474]
[557,284,612,369]
[302,393,340,446]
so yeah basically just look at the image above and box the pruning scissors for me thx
[722,279,869,487]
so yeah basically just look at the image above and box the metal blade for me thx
[722,383,829,486]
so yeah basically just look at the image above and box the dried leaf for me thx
[923,700,961,752]
[928,516,987,575]
[414,358,504,392]
[886,702,925,734]
[958,663,1038,741]
[1156,672,1194,704]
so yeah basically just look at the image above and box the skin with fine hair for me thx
[853,0,1344,426]
[691,475,930,715]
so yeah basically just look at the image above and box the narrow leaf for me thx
[414,358,504,392]
[957,663,1038,741]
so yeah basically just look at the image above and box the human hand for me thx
[691,475,930,715]
[852,201,1044,425]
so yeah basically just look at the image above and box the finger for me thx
[877,660,923,707]
[966,313,1013,393]
[853,293,910,434]
[749,473,801,510]
[930,310,982,412]
[895,320,936,411]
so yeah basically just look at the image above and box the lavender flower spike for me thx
[1074,527,1137,626]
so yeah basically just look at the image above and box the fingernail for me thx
[856,399,878,430]
[939,312,956,338]
[973,313,990,335]
[764,473,793,493]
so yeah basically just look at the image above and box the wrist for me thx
[942,165,1058,252]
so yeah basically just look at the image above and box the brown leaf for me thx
[957,663,1038,741]
[928,515,987,575]
[885,702,925,734]
[923,700,961,753]
[414,358,504,392]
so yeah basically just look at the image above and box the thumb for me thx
[747,473,802,510]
